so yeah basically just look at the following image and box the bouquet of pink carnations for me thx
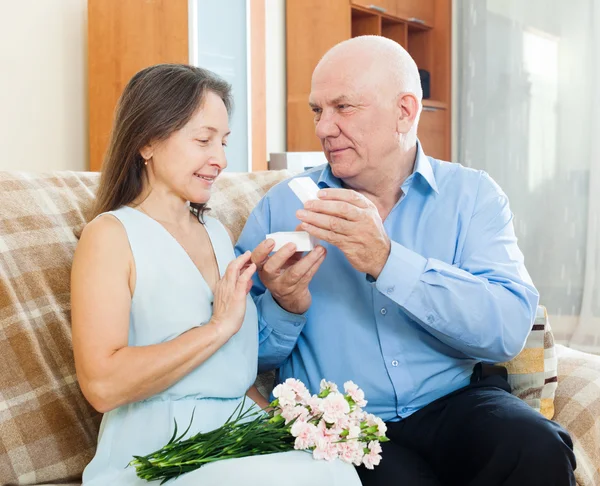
[130,378,389,483]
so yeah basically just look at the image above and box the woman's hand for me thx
[246,385,271,410]
[211,251,257,339]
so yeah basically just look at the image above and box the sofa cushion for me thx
[499,305,558,419]
[0,169,292,485]
[0,172,102,485]
[554,344,600,486]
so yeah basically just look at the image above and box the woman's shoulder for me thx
[84,209,127,236]
[78,210,131,259]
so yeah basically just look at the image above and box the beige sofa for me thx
[0,170,599,486]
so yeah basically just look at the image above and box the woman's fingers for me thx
[236,263,256,295]
[224,251,252,280]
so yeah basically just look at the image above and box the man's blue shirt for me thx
[235,145,539,421]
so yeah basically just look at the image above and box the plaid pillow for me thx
[500,305,558,419]
[554,344,600,486]
[0,172,102,485]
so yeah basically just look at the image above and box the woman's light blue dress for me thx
[82,206,360,486]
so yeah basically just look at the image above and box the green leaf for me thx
[167,418,179,446]
[174,408,196,443]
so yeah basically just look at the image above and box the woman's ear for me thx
[139,143,153,161]
[396,92,420,134]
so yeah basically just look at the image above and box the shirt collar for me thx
[412,140,439,194]
[317,140,439,194]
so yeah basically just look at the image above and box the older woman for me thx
[71,64,360,485]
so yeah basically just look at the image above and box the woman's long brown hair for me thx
[92,64,232,221]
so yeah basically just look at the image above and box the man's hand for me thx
[251,238,327,315]
[296,188,391,279]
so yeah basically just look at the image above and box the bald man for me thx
[236,36,575,485]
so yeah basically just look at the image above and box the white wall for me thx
[0,0,88,172]
[265,0,286,156]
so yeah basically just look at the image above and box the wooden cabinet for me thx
[351,0,397,17]
[418,105,449,160]
[352,8,382,36]
[286,0,350,152]
[286,0,452,160]
[351,0,435,26]
[88,0,267,172]
[396,0,435,27]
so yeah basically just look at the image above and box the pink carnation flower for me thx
[321,392,350,424]
[312,432,338,462]
[291,420,318,450]
[362,441,383,469]
[272,383,297,408]
[336,440,364,465]
[306,395,324,415]
[366,414,388,436]
[280,404,309,424]
[344,381,368,407]
[319,379,339,393]
[283,378,310,404]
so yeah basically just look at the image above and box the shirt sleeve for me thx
[374,172,539,363]
[235,197,307,372]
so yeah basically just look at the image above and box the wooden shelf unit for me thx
[286,0,451,160]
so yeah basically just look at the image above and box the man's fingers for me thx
[284,245,327,282]
[300,222,339,246]
[262,243,299,274]
[315,188,370,208]
[298,249,327,284]
[251,239,276,268]
[296,210,352,235]
[302,200,361,221]
[283,252,304,268]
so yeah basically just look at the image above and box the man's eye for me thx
[222,142,228,147]
[197,139,210,144]
[338,104,349,110]
[311,107,321,114]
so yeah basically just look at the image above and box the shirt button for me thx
[391,360,399,367]
[380,308,387,315]
[386,286,395,294]
[427,314,435,324]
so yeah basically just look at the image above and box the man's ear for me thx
[396,93,420,134]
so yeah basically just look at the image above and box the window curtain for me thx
[456,0,600,353]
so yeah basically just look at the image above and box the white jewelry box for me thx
[266,231,317,252]
[288,177,321,204]
[264,177,322,252]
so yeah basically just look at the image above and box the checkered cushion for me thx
[0,172,101,485]
[554,345,600,486]
[499,305,558,419]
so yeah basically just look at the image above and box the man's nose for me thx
[315,111,340,140]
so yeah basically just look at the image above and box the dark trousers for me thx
[356,375,576,486]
